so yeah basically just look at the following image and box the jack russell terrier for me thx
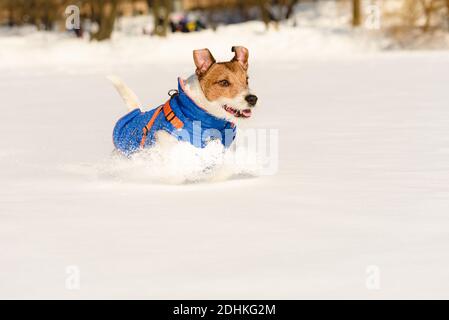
[110,46,258,155]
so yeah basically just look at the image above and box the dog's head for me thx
[191,46,258,122]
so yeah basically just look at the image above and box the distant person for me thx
[170,15,207,33]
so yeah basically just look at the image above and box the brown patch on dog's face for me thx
[198,61,249,101]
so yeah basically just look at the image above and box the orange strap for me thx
[140,100,184,148]
[140,105,163,148]
[163,101,184,129]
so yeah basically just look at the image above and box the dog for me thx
[110,46,258,155]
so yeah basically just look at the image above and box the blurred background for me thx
[1,0,449,47]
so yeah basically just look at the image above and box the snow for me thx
[1,3,449,299]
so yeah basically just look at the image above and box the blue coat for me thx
[113,78,236,155]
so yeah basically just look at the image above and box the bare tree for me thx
[446,0,449,28]
[352,0,362,27]
[285,0,299,20]
[421,0,436,31]
[89,0,119,41]
[257,0,271,29]
[149,0,172,36]
[401,0,448,31]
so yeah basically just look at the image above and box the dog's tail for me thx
[107,75,142,111]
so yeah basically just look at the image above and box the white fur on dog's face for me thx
[184,75,254,123]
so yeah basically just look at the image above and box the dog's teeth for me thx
[223,105,249,118]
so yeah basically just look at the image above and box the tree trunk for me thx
[352,0,362,27]
[421,0,435,32]
[257,0,270,29]
[42,0,55,31]
[446,0,449,30]
[91,0,119,41]
[7,0,14,26]
[285,0,299,20]
[151,0,172,37]
[238,0,251,22]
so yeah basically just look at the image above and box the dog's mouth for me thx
[222,105,252,118]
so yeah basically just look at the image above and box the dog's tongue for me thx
[241,109,252,118]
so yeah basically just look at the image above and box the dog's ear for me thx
[193,49,216,77]
[232,46,249,71]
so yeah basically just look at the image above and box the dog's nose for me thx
[245,94,258,107]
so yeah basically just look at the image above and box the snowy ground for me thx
[1,5,449,299]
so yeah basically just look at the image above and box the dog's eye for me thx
[218,80,230,87]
